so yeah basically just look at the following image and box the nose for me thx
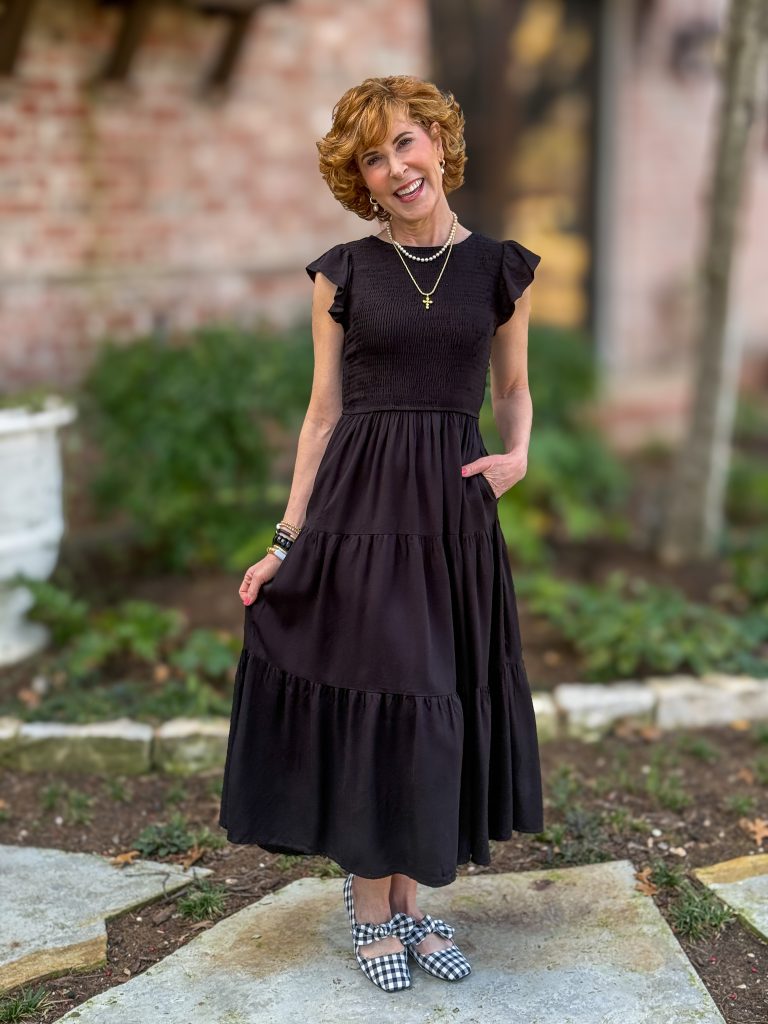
[390,157,408,178]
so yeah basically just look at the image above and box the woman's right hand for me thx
[240,554,282,605]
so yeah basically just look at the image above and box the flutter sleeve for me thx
[305,243,352,327]
[495,239,541,330]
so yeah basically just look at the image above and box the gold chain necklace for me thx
[386,217,458,310]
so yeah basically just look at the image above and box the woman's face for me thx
[356,114,445,223]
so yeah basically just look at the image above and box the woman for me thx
[219,74,545,993]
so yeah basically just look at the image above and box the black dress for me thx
[218,231,545,888]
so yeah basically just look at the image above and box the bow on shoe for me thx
[352,911,416,946]
[402,914,455,948]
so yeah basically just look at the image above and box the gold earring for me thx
[440,159,445,174]
[369,193,380,212]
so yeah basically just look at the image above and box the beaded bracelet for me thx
[277,519,302,537]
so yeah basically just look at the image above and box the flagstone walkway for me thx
[37,858,725,1024]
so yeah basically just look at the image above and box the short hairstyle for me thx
[315,75,467,222]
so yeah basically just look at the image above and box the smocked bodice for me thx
[305,232,540,418]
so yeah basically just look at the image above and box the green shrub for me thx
[134,812,195,857]
[516,569,768,680]
[481,325,631,565]
[726,451,768,526]
[78,324,314,571]
[724,526,768,604]
[0,579,239,724]
[526,324,598,426]
[733,391,768,445]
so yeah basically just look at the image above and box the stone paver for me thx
[153,717,229,775]
[530,691,558,743]
[54,860,723,1024]
[13,719,153,775]
[693,853,768,941]
[553,682,655,740]
[0,844,211,993]
[4,671,768,776]
[648,674,768,730]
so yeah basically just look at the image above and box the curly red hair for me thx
[315,75,467,222]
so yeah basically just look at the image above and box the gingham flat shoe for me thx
[403,913,472,981]
[343,873,415,992]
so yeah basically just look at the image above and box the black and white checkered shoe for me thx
[343,873,415,992]
[402,913,472,981]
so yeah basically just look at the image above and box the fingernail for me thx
[461,467,467,475]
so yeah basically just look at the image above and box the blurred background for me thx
[0,0,766,716]
[2,8,768,1015]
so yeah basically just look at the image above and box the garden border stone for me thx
[1,673,766,776]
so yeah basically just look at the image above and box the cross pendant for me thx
[422,294,433,309]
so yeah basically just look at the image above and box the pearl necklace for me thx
[385,212,458,262]
[388,223,457,310]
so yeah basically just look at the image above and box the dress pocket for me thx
[477,470,499,502]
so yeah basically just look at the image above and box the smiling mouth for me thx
[393,177,425,199]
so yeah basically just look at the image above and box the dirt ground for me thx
[1,722,767,1022]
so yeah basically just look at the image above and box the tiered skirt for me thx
[218,408,544,888]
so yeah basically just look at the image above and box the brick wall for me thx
[0,0,428,389]
[2,0,766,440]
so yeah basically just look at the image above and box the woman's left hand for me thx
[461,448,528,500]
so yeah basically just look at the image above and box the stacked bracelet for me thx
[266,519,302,562]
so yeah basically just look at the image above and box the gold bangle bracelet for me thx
[277,520,302,535]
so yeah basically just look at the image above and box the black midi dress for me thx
[218,231,545,888]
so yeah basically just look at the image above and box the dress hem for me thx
[214,826,546,889]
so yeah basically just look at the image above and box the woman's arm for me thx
[461,283,534,499]
[240,271,344,605]
[281,271,345,529]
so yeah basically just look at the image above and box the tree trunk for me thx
[657,0,768,564]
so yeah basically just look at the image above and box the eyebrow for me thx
[360,131,412,161]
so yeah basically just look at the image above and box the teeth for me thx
[395,178,424,197]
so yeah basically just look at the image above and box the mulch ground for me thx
[1,723,767,1022]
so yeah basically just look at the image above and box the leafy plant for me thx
[11,579,89,646]
[516,569,768,680]
[78,324,314,571]
[725,794,757,815]
[726,452,768,527]
[177,879,228,921]
[169,629,239,677]
[548,804,613,865]
[0,580,240,725]
[675,735,719,764]
[648,858,685,889]
[481,325,631,565]
[134,812,195,857]
[38,784,94,825]
[723,526,768,604]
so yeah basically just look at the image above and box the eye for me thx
[366,155,380,166]
[398,137,412,148]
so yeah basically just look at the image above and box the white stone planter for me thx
[0,396,77,666]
